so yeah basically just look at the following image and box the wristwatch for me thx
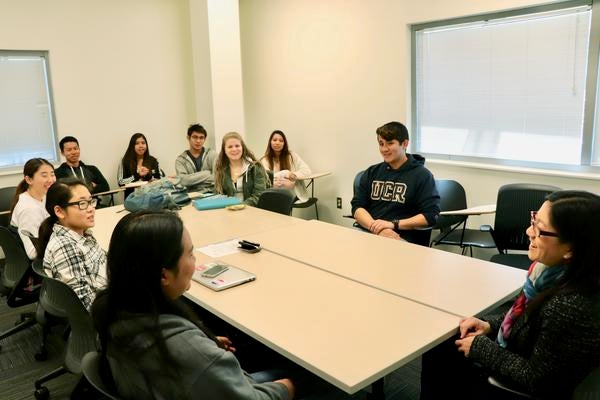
[392,219,399,231]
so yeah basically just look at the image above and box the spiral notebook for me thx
[192,261,256,291]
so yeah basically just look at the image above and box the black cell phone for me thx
[239,241,261,253]
[201,264,229,278]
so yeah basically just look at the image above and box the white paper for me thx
[197,239,241,257]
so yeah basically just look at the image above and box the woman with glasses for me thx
[37,178,107,310]
[420,190,600,400]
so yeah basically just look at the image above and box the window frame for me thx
[0,49,59,174]
[410,0,600,174]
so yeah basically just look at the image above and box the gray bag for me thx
[124,178,191,212]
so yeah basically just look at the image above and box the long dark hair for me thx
[214,132,261,194]
[121,133,151,176]
[546,190,600,295]
[10,158,54,213]
[91,211,220,396]
[263,130,291,171]
[527,190,600,315]
[36,178,86,259]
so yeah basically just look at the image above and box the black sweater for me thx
[350,154,440,226]
[471,292,600,399]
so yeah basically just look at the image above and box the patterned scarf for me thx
[496,261,565,348]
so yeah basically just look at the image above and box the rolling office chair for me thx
[81,351,122,400]
[256,188,296,216]
[429,180,496,256]
[30,259,98,400]
[291,176,320,220]
[0,186,17,227]
[429,179,468,247]
[486,183,560,270]
[488,364,600,399]
[0,226,43,355]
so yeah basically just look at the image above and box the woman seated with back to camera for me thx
[91,210,294,400]
[260,130,311,202]
[214,131,268,206]
[420,190,600,400]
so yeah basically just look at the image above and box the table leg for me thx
[367,378,385,400]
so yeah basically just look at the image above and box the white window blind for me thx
[414,7,591,166]
[0,51,58,171]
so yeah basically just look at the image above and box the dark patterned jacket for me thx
[470,292,600,399]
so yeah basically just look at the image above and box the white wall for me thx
[239,0,600,235]
[0,0,200,195]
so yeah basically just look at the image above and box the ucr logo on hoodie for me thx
[370,181,407,203]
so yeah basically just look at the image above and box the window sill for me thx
[427,158,600,181]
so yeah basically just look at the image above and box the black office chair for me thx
[81,351,122,399]
[0,226,42,354]
[291,177,320,220]
[488,364,600,399]
[0,186,16,227]
[429,179,468,247]
[31,258,69,361]
[256,188,296,216]
[429,180,496,256]
[487,183,560,270]
[31,259,98,400]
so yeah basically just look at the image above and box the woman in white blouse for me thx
[10,158,56,259]
[260,130,311,202]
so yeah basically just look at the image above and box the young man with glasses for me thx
[175,124,216,193]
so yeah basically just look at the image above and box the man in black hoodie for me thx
[55,136,110,203]
[351,121,440,244]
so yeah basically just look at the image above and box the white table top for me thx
[244,220,525,317]
[440,204,496,216]
[187,250,459,394]
[299,171,331,180]
[178,204,305,248]
[92,203,305,250]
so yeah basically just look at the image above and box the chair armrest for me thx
[480,224,493,232]
[487,376,534,399]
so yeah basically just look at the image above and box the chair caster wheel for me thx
[34,386,49,400]
[34,349,48,361]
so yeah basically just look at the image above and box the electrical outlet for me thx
[336,197,342,209]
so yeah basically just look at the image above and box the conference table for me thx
[242,220,525,317]
[189,250,458,394]
[92,203,524,397]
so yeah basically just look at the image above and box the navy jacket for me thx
[351,154,440,227]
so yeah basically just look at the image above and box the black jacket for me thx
[55,161,109,195]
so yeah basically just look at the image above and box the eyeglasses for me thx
[530,211,559,238]
[64,198,97,210]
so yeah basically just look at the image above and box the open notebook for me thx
[192,261,256,291]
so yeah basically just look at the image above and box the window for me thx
[0,50,58,171]
[412,1,600,171]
